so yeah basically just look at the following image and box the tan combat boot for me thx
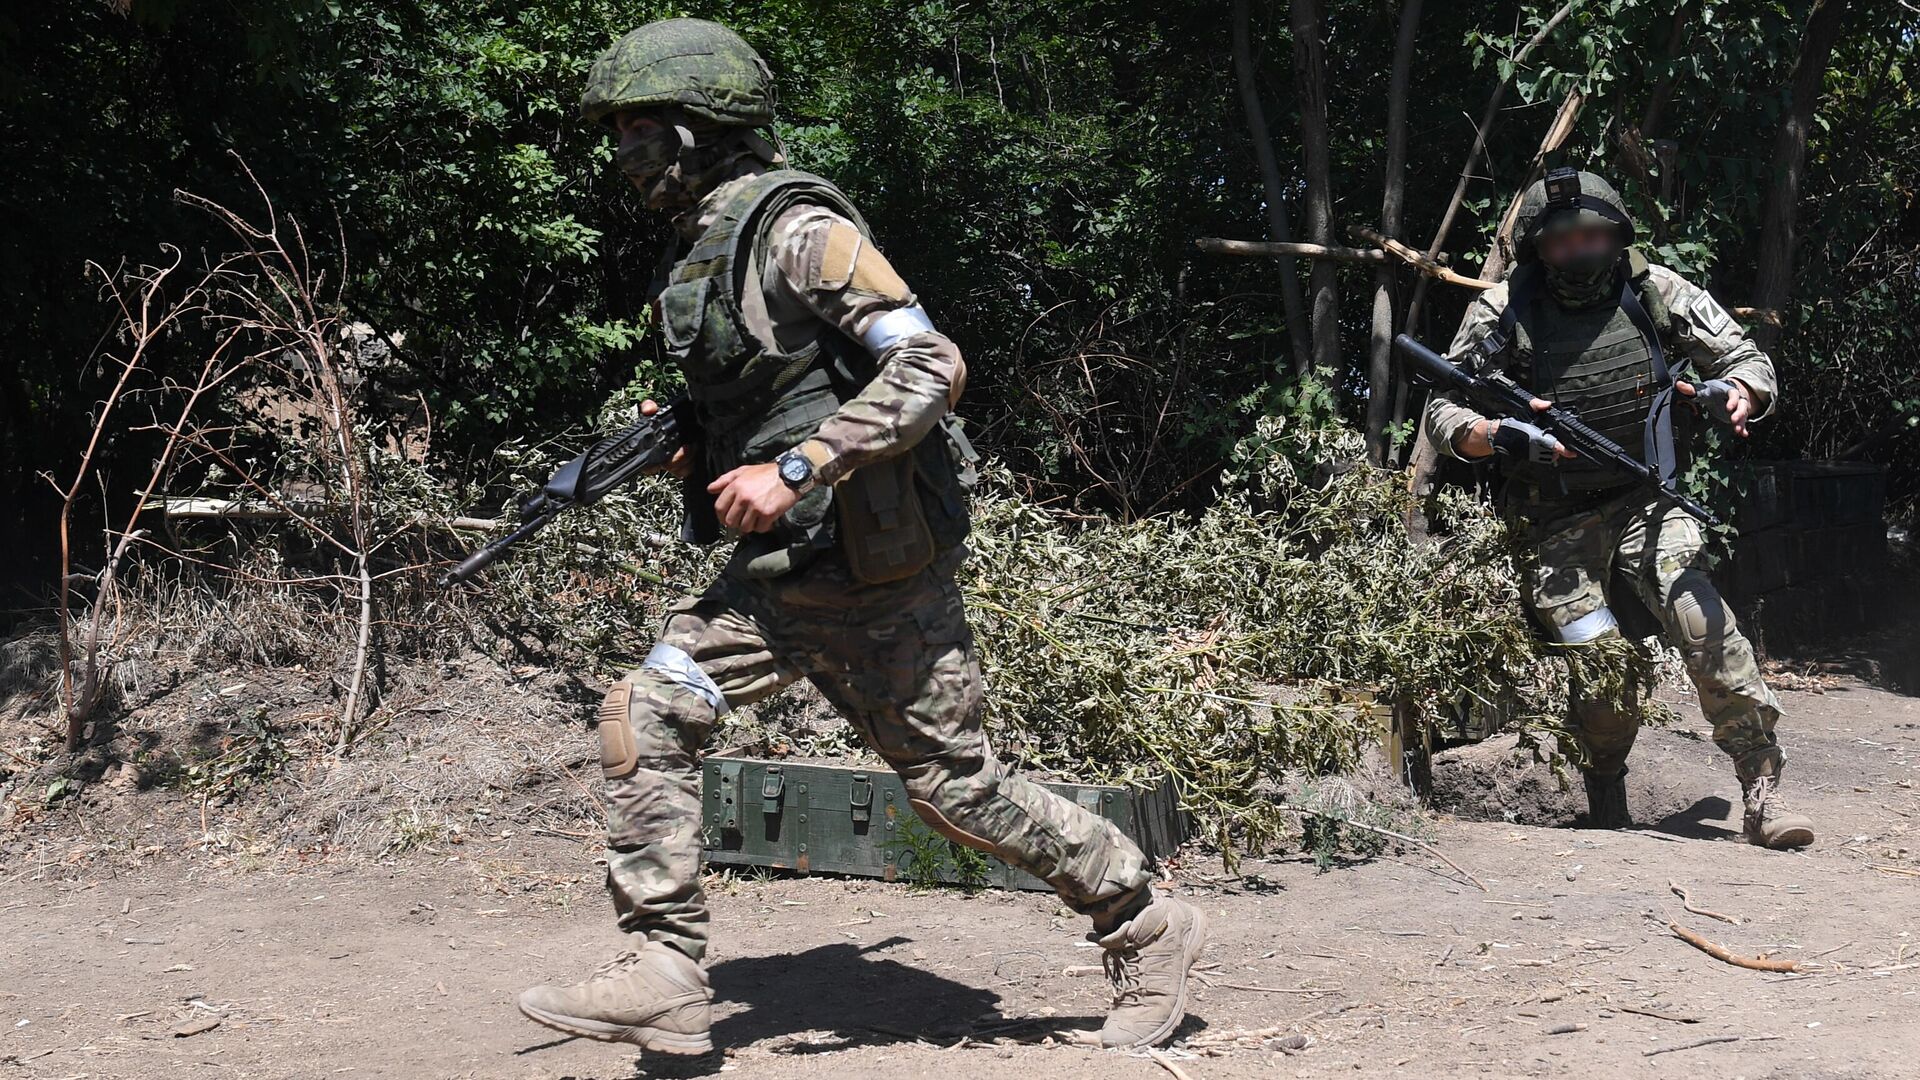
[1086,890,1209,1049]
[1738,759,1815,850]
[517,940,713,1055]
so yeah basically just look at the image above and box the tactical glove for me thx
[1688,379,1742,425]
[1491,419,1564,465]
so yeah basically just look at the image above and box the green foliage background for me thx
[2,0,1915,583]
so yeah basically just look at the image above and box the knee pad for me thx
[597,683,640,779]
[1668,570,1730,650]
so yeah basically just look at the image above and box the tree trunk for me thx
[1233,0,1311,375]
[1750,0,1851,351]
[1393,0,1579,470]
[1615,3,1693,241]
[1365,0,1423,466]
[1292,0,1340,375]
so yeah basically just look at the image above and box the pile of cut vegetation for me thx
[2,410,1649,863]
[479,409,1646,855]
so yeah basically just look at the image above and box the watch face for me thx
[779,454,811,484]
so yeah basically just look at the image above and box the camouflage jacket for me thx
[1423,263,1778,460]
[675,170,964,487]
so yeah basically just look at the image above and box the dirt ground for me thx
[3,676,1917,1080]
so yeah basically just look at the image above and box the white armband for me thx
[859,305,936,355]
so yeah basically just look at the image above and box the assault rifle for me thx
[441,398,695,585]
[1393,333,1721,528]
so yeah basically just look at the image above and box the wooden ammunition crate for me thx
[700,753,1188,890]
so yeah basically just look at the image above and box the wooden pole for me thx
[1196,237,1388,263]
[1293,0,1341,374]
[1365,0,1424,467]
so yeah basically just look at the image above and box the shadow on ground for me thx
[514,937,1117,1077]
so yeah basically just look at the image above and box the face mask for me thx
[1544,249,1620,308]
[616,125,686,186]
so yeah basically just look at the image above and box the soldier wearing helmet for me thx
[516,18,1208,1057]
[1424,168,1811,850]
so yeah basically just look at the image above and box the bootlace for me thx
[588,948,647,980]
[1103,945,1143,1008]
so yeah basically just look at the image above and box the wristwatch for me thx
[775,447,817,495]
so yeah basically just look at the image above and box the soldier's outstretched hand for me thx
[1676,379,1754,437]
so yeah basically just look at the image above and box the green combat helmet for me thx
[580,18,776,129]
[1512,168,1636,264]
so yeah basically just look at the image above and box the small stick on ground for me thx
[1670,880,1742,924]
[1645,1034,1741,1057]
[1214,981,1341,995]
[1185,1026,1287,1045]
[1668,922,1800,972]
[1149,1048,1197,1080]
[1619,1005,1701,1024]
[1276,805,1487,892]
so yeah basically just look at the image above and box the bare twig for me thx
[1667,922,1800,972]
[1149,1049,1198,1080]
[1644,1034,1741,1057]
[1670,880,1743,924]
[1214,981,1341,995]
[1619,1005,1701,1024]
[1352,227,1498,289]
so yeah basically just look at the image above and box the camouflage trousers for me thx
[593,550,1154,962]
[1517,488,1783,778]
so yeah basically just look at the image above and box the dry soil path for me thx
[3,681,1917,1080]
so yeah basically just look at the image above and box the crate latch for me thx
[849,774,873,824]
[760,766,786,816]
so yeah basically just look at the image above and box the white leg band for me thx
[642,642,731,716]
[1555,606,1620,644]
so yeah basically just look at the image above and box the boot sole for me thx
[517,999,714,1056]
[1106,903,1210,1050]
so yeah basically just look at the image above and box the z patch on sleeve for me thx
[1687,290,1734,336]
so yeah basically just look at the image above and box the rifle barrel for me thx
[440,508,561,585]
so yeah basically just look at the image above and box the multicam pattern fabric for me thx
[674,173,965,489]
[600,554,1154,961]
[1514,488,1784,778]
[1422,254,1787,784]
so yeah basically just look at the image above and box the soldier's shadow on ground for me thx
[520,936,1187,1078]
[707,936,1103,1051]
[531,936,1115,1077]
[1645,796,1739,841]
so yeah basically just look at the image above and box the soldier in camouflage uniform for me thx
[516,18,1208,1056]
[1424,168,1814,850]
